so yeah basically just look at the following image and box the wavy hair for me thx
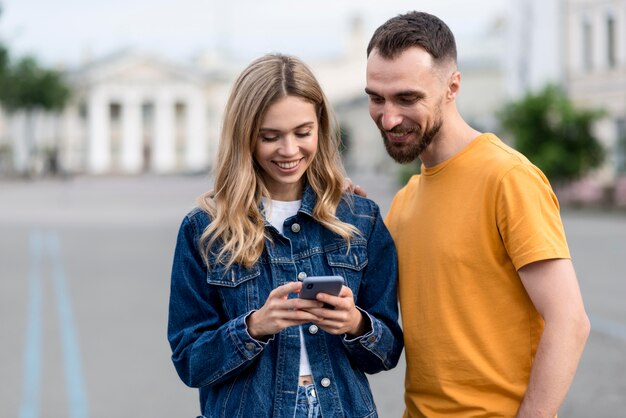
[198,53,358,269]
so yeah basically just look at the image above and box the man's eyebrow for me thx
[364,88,425,99]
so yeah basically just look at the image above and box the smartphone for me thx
[299,275,344,303]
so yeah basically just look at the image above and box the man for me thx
[364,11,590,418]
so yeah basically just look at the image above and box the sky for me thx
[0,0,507,68]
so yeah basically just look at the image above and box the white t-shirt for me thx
[261,198,312,378]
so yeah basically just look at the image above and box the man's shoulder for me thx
[395,174,421,197]
[479,133,533,170]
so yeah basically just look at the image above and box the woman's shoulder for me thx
[181,207,211,233]
[337,193,381,220]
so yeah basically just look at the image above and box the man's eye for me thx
[369,96,384,104]
[399,97,417,105]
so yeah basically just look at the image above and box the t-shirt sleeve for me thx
[496,163,571,270]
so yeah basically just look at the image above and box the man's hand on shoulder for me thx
[343,177,368,197]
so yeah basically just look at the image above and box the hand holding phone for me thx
[299,275,343,308]
[298,276,365,335]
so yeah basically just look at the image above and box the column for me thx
[592,8,604,71]
[153,89,176,173]
[59,105,79,173]
[10,112,28,173]
[616,0,626,67]
[87,89,110,174]
[120,91,143,173]
[184,90,209,172]
[566,6,581,75]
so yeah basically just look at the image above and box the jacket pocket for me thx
[325,243,368,290]
[207,263,261,318]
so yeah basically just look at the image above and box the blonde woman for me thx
[168,53,402,418]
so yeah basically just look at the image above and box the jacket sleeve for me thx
[341,203,404,374]
[167,215,270,388]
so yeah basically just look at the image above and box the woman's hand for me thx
[304,286,369,338]
[246,281,323,340]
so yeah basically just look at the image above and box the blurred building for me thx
[0,51,220,175]
[565,0,626,205]
[0,17,375,176]
[0,14,507,178]
[456,16,508,133]
[507,0,626,205]
[67,51,213,174]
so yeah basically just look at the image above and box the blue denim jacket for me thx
[168,186,403,418]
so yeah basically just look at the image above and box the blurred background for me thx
[0,0,625,417]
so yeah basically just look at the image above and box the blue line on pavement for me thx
[20,231,43,418]
[48,231,90,418]
[589,314,626,343]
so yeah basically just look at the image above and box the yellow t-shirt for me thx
[386,133,570,417]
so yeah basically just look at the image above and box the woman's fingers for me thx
[303,286,365,335]
[268,281,302,299]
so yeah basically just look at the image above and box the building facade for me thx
[506,0,626,205]
[565,0,626,204]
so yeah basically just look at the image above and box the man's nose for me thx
[380,104,403,131]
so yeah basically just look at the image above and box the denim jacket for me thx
[168,186,403,418]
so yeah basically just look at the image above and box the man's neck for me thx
[420,121,481,168]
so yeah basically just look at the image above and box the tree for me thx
[0,45,7,78]
[498,84,605,185]
[1,56,70,111]
[0,4,9,93]
[0,55,71,175]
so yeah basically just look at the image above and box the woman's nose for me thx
[278,136,298,156]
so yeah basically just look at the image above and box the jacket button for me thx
[245,342,255,351]
[297,272,307,281]
[308,324,319,334]
[320,377,331,388]
[291,223,301,233]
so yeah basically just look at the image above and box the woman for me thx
[168,53,402,418]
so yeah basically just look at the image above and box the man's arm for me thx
[517,258,590,418]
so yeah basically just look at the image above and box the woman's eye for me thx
[295,131,312,138]
[261,136,278,142]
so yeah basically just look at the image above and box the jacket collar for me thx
[298,183,317,217]
[259,183,316,232]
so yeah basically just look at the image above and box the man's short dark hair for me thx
[367,11,457,65]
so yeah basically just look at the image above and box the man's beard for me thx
[380,116,443,164]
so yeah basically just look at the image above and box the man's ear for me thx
[446,71,461,101]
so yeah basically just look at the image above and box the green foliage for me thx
[0,45,7,74]
[0,56,70,112]
[498,84,605,184]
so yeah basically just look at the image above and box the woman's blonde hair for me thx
[198,53,358,269]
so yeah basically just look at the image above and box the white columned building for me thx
[68,51,214,175]
[184,89,209,172]
[87,87,111,174]
[120,89,143,173]
[153,87,176,173]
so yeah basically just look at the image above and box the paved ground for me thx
[0,173,624,417]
